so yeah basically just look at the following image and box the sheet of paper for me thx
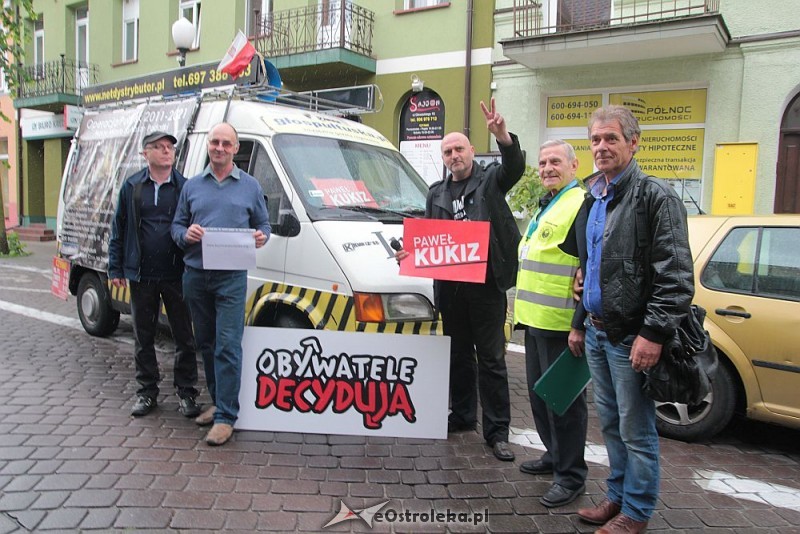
[201,227,256,270]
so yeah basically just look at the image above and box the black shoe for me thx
[178,396,201,418]
[131,396,156,417]
[520,458,554,475]
[492,441,515,462]
[540,483,585,508]
[447,420,477,433]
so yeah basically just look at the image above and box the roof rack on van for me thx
[202,81,383,117]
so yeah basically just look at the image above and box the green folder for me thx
[533,348,591,416]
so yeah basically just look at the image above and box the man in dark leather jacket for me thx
[573,106,693,534]
[397,98,524,462]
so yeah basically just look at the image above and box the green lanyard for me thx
[522,179,579,242]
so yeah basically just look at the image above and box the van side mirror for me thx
[275,210,300,237]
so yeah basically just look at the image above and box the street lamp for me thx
[171,17,195,67]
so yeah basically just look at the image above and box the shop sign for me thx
[21,114,74,139]
[547,94,603,127]
[609,89,707,125]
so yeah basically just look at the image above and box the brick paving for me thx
[1,242,800,532]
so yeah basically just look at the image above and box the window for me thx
[756,227,800,300]
[179,0,201,49]
[248,143,295,235]
[75,8,89,90]
[701,226,800,301]
[122,0,139,62]
[246,0,272,36]
[403,0,447,8]
[273,134,428,223]
[34,18,44,78]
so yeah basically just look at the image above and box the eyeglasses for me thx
[208,139,236,149]
[144,143,175,152]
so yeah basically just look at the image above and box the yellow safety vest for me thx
[514,185,584,331]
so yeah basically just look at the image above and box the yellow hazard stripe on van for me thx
[108,280,166,315]
[246,282,441,335]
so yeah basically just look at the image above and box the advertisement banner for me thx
[309,178,379,208]
[399,219,490,283]
[81,58,259,107]
[236,327,451,439]
[50,256,70,300]
[609,89,707,125]
[546,94,602,128]
[637,128,705,179]
[59,99,199,272]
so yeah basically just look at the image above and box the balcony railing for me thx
[253,1,374,58]
[16,56,99,99]
[513,0,720,37]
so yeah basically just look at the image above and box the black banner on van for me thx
[81,58,259,107]
[59,99,199,273]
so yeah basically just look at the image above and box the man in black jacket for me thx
[574,106,693,534]
[400,98,525,461]
[108,131,200,418]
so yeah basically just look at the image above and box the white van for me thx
[55,88,440,338]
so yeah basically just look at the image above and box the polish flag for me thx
[217,30,256,80]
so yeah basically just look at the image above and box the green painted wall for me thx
[721,0,800,36]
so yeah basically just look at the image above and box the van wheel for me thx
[655,361,736,442]
[274,312,312,329]
[77,272,120,337]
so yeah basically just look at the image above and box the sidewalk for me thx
[1,243,800,532]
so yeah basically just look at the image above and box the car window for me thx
[272,134,428,223]
[701,226,800,301]
[701,227,757,292]
[248,142,295,233]
[755,227,800,301]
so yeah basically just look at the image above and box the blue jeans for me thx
[584,320,659,522]
[183,267,247,425]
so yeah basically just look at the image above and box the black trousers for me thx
[525,329,588,489]
[440,281,511,445]
[130,279,198,400]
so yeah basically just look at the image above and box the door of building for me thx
[775,93,800,214]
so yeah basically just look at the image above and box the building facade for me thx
[13,0,500,228]
[495,0,800,215]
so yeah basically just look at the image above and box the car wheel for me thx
[655,360,736,442]
[77,272,120,337]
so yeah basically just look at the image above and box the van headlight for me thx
[353,293,435,323]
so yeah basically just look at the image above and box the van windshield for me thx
[273,134,429,223]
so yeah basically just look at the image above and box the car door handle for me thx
[715,308,752,319]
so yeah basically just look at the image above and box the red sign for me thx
[309,178,378,208]
[51,256,70,300]
[400,219,490,283]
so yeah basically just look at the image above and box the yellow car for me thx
[655,215,800,441]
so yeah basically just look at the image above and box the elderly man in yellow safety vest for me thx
[514,139,588,508]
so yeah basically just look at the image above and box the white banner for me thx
[236,327,451,439]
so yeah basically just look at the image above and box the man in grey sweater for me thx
[172,122,270,446]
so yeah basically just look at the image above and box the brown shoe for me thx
[195,406,216,426]
[205,423,233,446]
[595,513,648,534]
[578,498,622,525]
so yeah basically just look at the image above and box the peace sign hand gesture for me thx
[480,97,512,146]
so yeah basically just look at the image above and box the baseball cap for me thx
[142,131,178,149]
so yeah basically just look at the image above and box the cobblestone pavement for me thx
[1,241,800,532]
